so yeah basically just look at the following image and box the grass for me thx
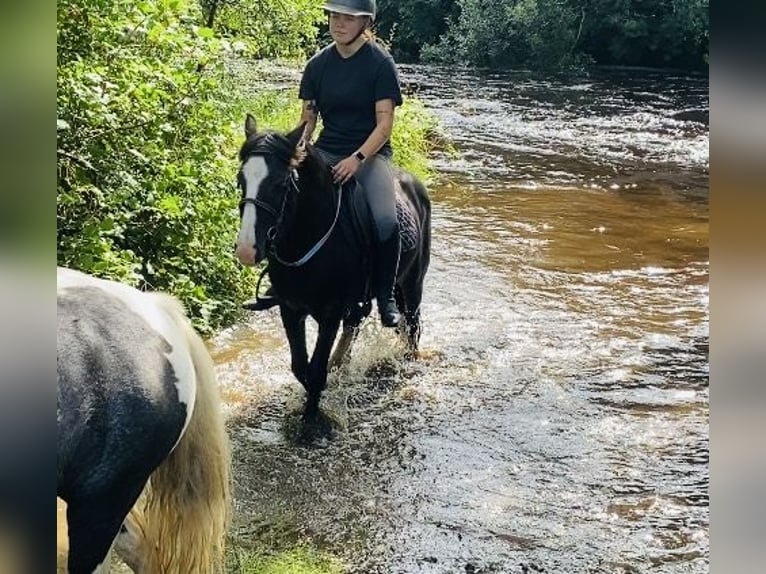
[230,546,346,574]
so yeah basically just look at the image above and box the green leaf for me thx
[197,27,215,39]
[157,195,182,217]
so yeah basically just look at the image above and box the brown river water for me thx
[213,65,709,573]
[59,65,708,574]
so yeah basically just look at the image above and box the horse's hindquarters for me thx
[56,268,230,574]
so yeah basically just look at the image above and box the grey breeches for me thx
[317,149,398,243]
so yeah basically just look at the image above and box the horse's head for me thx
[234,114,307,266]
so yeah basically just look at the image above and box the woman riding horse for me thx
[243,0,403,328]
[233,116,431,417]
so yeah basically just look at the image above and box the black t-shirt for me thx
[299,41,403,157]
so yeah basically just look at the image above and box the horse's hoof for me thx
[303,397,321,421]
[380,312,402,328]
[295,406,335,443]
[403,349,418,361]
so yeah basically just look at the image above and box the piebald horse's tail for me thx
[119,294,231,573]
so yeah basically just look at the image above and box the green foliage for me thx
[377,0,708,70]
[392,98,440,184]
[204,0,324,59]
[375,0,458,62]
[222,60,304,132]
[420,0,589,70]
[578,0,709,69]
[57,0,254,333]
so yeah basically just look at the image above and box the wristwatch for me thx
[354,150,366,162]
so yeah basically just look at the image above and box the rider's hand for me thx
[332,155,362,184]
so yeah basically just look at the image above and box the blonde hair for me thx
[119,294,231,573]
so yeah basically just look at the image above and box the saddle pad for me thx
[397,196,418,253]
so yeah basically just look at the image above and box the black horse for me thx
[235,115,431,416]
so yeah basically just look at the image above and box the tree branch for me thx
[571,7,586,56]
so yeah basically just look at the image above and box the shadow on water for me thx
[214,65,708,573]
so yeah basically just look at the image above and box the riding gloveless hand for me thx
[332,155,362,184]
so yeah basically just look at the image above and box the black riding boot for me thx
[373,234,402,327]
[242,285,280,311]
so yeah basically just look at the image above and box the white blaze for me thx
[236,156,269,260]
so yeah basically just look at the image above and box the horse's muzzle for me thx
[235,243,259,267]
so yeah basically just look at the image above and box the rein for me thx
[272,172,344,268]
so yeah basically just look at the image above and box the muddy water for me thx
[214,66,708,573]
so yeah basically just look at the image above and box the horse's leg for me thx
[329,302,371,370]
[400,278,425,357]
[280,305,309,390]
[329,324,358,371]
[66,488,142,574]
[305,314,342,417]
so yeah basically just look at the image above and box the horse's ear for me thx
[286,122,306,149]
[287,122,308,167]
[244,114,257,138]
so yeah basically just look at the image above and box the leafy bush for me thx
[392,98,440,184]
[421,0,585,70]
[203,0,324,58]
[379,0,707,70]
[57,0,254,333]
[375,0,458,62]
[579,0,709,69]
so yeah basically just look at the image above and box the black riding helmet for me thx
[324,0,376,21]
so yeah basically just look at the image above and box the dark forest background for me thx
[373,0,708,70]
[198,0,709,71]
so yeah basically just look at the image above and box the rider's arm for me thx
[299,100,319,143]
[355,98,395,160]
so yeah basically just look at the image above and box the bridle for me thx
[238,191,282,220]
[238,151,343,268]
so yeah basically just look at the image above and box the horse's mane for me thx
[239,131,328,178]
[239,132,295,163]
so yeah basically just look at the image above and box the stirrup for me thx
[243,283,279,311]
[242,297,279,311]
[242,296,279,311]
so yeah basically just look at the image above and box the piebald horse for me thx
[57,267,230,573]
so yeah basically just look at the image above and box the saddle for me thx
[338,178,419,255]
